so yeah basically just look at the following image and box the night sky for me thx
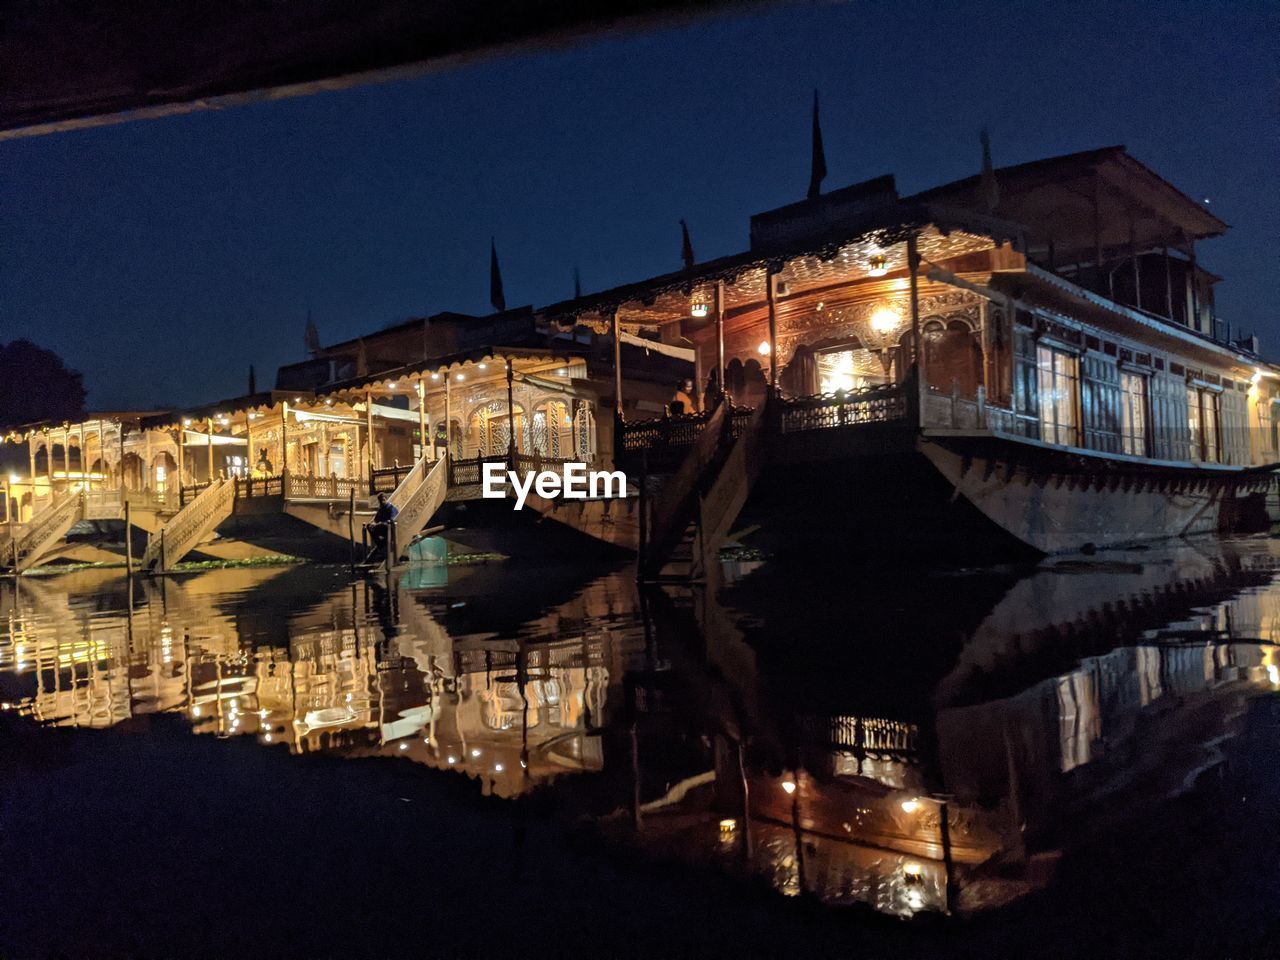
[3,0,1275,411]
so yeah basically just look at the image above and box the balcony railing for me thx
[776,383,908,433]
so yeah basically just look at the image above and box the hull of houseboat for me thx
[732,429,1273,563]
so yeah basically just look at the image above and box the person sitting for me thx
[252,451,274,477]
[670,378,698,416]
[366,492,399,560]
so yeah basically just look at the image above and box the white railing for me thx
[140,478,235,572]
[390,456,449,559]
[9,491,84,572]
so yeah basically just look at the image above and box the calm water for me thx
[3,543,1280,955]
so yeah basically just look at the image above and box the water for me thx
[3,543,1280,956]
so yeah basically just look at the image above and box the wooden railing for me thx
[234,474,284,499]
[777,383,908,433]
[370,463,413,494]
[179,480,212,507]
[286,474,366,501]
[448,455,507,487]
[620,405,755,453]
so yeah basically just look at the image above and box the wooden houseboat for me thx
[541,146,1279,569]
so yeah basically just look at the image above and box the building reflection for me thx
[3,541,1280,918]
[0,565,643,798]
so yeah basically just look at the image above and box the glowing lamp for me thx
[478,363,487,370]
[494,763,504,772]
[869,254,888,277]
[901,798,921,814]
[781,779,797,795]
[431,372,440,380]
[719,818,737,834]
[690,298,710,318]
[870,307,900,335]
[1252,371,1263,384]
[455,374,465,382]
[757,340,772,357]
[903,861,924,881]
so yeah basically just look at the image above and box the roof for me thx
[910,146,1227,259]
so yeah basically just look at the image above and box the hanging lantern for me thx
[857,302,907,376]
[868,254,888,277]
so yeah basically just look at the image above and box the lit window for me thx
[1119,371,1148,457]
[1188,386,1220,462]
[1036,344,1079,446]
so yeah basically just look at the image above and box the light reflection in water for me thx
[2,539,1280,919]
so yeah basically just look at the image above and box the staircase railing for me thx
[644,400,729,569]
[140,477,235,573]
[390,455,449,559]
[8,491,84,572]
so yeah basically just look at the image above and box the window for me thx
[1119,371,1148,456]
[1036,344,1080,446]
[1257,394,1273,461]
[1187,386,1220,462]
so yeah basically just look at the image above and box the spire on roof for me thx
[304,311,321,357]
[808,89,827,200]
[980,128,1000,213]
[490,238,506,313]
[680,219,695,271]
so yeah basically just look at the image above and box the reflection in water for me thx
[3,540,1280,920]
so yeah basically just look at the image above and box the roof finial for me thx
[808,89,827,200]
[980,128,1000,213]
[679,220,696,271]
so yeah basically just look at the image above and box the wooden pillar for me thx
[176,427,185,487]
[611,310,624,417]
[27,436,36,498]
[280,402,289,476]
[245,413,254,474]
[144,430,152,490]
[97,419,106,487]
[444,372,452,458]
[765,267,779,392]
[1187,238,1200,332]
[1163,246,1175,320]
[907,232,924,417]
[416,379,428,462]
[77,422,85,483]
[714,279,726,400]
[61,428,69,481]
[206,417,215,482]
[118,421,127,490]
[506,358,517,462]
[364,389,375,478]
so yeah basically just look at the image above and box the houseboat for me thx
[541,146,1279,567]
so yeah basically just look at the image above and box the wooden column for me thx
[77,423,85,482]
[280,402,289,476]
[444,373,452,459]
[245,413,254,473]
[61,428,69,481]
[118,421,127,490]
[97,419,106,486]
[144,430,152,490]
[714,279,726,400]
[506,358,517,463]
[611,310,624,417]
[206,417,215,481]
[765,267,779,392]
[907,232,924,421]
[176,427,185,487]
[27,436,36,498]
[416,379,428,462]
[365,389,375,478]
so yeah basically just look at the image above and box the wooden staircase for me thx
[390,455,449,560]
[4,491,86,574]
[139,477,235,573]
[642,401,766,581]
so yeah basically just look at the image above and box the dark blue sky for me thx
[3,0,1275,410]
